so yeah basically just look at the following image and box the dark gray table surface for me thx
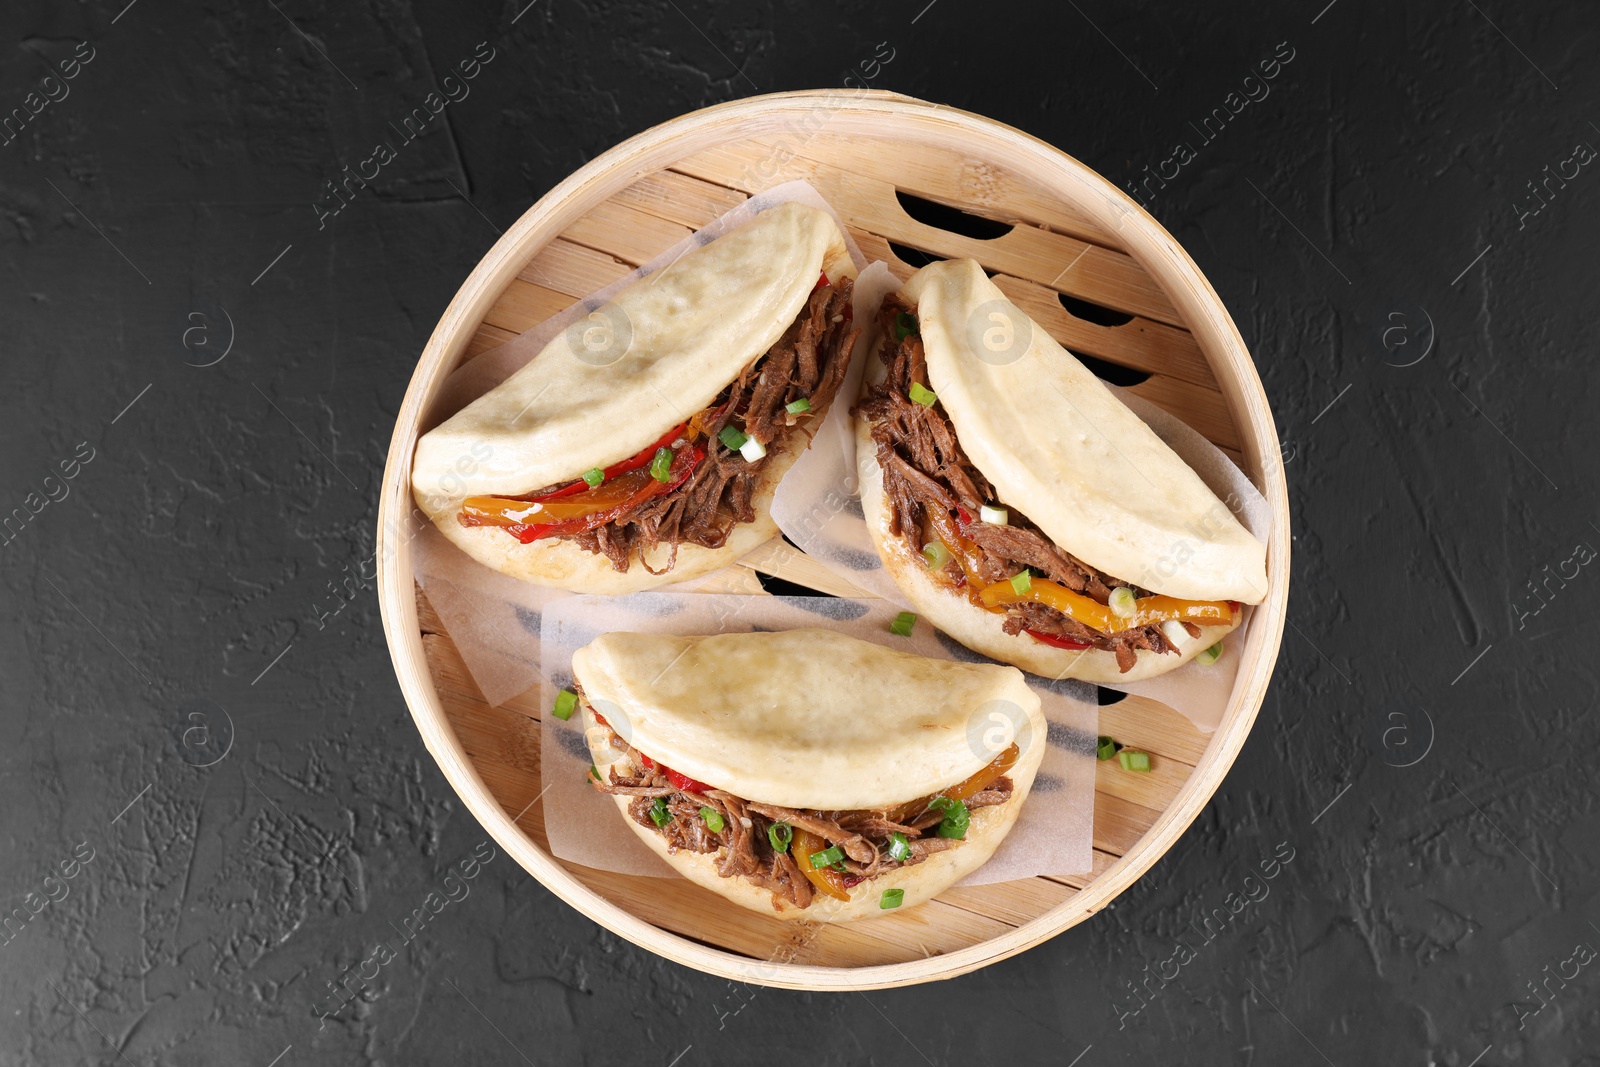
[4,1,1596,1063]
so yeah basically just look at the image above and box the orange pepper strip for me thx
[460,468,658,528]
[792,829,851,902]
[884,744,1020,825]
[923,509,999,609]
[978,577,1233,636]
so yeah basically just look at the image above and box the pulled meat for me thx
[853,293,1172,673]
[543,278,858,574]
[586,716,1011,912]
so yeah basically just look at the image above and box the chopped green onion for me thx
[768,822,793,853]
[1161,619,1190,647]
[649,798,671,826]
[908,381,937,407]
[930,796,970,840]
[809,844,846,870]
[649,447,673,482]
[786,397,812,415]
[1097,735,1119,761]
[889,611,917,637]
[887,832,911,862]
[718,424,748,451]
[1118,749,1151,772]
[880,888,905,910]
[588,764,600,782]
[1108,586,1137,618]
[1196,641,1224,666]
[1010,569,1032,595]
[699,806,725,833]
[551,689,578,720]
[979,504,1009,526]
[922,540,952,570]
[581,467,605,488]
[739,436,767,462]
[894,311,919,341]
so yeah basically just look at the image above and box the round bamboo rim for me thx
[377,89,1290,989]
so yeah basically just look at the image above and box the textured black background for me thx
[4,0,1598,1064]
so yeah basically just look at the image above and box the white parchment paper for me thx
[538,593,1097,884]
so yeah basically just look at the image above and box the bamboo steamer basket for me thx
[377,90,1289,990]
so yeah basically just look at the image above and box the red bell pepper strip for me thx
[1024,629,1095,651]
[532,423,687,502]
[502,444,702,543]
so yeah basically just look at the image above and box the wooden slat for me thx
[612,169,750,230]
[939,877,1081,927]
[1098,695,1210,766]
[517,237,633,297]
[1094,748,1191,813]
[420,629,545,724]
[1092,793,1166,856]
[481,278,577,336]
[1047,847,1120,891]
[989,274,1216,390]
[671,134,1116,249]
[672,141,1184,326]
[465,322,517,360]
[1126,376,1242,452]
[560,199,694,266]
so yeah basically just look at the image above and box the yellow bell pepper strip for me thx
[793,828,852,901]
[978,577,1234,636]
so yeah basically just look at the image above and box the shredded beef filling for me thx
[532,278,859,574]
[585,716,1012,912]
[852,293,1184,673]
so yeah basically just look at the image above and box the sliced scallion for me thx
[930,796,970,840]
[880,888,905,910]
[1161,619,1190,647]
[649,798,671,826]
[979,504,1009,526]
[551,688,578,720]
[1010,569,1032,595]
[786,397,812,415]
[809,844,845,870]
[1108,586,1137,618]
[1196,641,1224,666]
[1096,735,1119,761]
[768,822,793,853]
[889,611,917,637]
[588,764,600,782]
[739,436,767,462]
[894,311,919,341]
[718,424,748,451]
[887,832,911,862]
[649,447,674,482]
[699,806,725,833]
[581,467,605,488]
[1118,749,1151,772]
[908,381,937,407]
[922,540,952,570]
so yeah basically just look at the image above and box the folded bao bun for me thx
[413,202,857,594]
[855,259,1267,683]
[574,629,1046,922]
